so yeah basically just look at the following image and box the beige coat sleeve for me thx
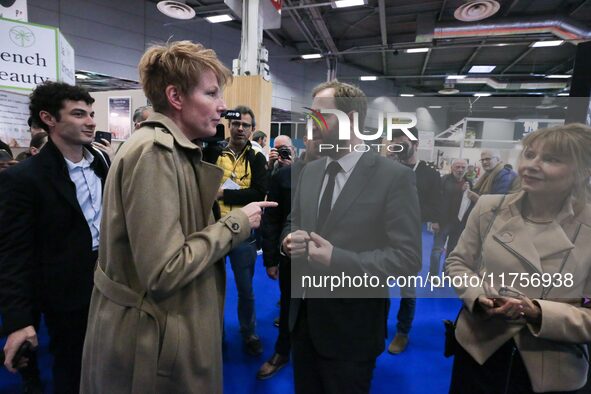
[445,198,498,313]
[529,290,591,343]
[121,149,250,301]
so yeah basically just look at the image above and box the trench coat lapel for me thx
[492,193,575,273]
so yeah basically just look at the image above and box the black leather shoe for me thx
[256,353,289,380]
[244,335,263,357]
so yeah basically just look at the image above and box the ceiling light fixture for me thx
[545,74,572,79]
[400,94,415,97]
[428,106,442,109]
[405,48,430,53]
[474,92,492,96]
[205,14,233,23]
[493,106,507,109]
[531,40,564,48]
[301,53,323,60]
[331,0,367,8]
[469,65,496,73]
[360,76,377,81]
[446,75,466,80]
[557,93,569,96]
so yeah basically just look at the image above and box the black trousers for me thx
[274,259,291,356]
[291,302,376,394]
[44,308,89,394]
[450,340,579,394]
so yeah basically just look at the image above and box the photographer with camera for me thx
[208,105,269,357]
[268,135,295,175]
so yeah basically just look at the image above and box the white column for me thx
[239,0,263,76]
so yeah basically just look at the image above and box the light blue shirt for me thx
[64,148,102,250]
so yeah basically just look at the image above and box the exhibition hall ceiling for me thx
[141,0,591,97]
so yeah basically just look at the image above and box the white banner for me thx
[58,31,75,85]
[0,89,31,147]
[0,18,58,91]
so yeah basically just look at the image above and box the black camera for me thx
[222,110,241,120]
[277,146,292,160]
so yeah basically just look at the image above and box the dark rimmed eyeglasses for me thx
[230,121,252,130]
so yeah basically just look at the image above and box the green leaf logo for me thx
[9,26,35,48]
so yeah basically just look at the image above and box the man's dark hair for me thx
[27,116,42,129]
[391,126,419,143]
[234,105,256,128]
[29,81,94,133]
[0,139,12,158]
[252,130,266,143]
[30,131,48,149]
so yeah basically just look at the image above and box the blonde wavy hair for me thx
[138,41,232,112]
[521,123,591,208]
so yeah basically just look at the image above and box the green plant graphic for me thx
[9,26,35,48]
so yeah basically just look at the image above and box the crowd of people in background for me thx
[0,40,590,394]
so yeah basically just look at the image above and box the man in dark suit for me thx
[281,80,421,394]
[0,81,109,393]
[257,135,319,380]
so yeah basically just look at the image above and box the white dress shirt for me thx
[318,151,364,211]
[64,148,102,250]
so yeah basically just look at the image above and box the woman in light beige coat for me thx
[80,41,275,394]
[446,123,591,393]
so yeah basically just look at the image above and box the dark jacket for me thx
[409,160,442,223]
[440,174,472,226]
[261,159,306,267]
[284,153,421,361]
[491,167,517,194]
[0,138,109,334]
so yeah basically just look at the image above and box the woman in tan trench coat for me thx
[446,123,591,393]
[80,41,275,394]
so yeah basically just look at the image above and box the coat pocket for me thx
[157,313,180,377]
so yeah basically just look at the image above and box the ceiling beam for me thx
[421,50,432,76]
[570,0,589,15]
[308,2,340,57]
[501,47,533,74]
[459,40,486,74]
[283,1,332,11]
[378,0,388,74]
[265,31,286,47]
[502,0,520,17]
[340,9,377,41]
[545,55,575,74]
[437,0,447,21]
[284,0,322,51]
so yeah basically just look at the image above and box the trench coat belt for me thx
[94,265,179,394]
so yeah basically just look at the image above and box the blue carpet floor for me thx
[0,230,462,393]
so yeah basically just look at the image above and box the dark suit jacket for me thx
[0,138,109,335]
[283,152,421,362]
[262,159,307,268]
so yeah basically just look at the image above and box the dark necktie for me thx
[317,161,342,232]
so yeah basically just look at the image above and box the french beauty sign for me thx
[0,17,75,91]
